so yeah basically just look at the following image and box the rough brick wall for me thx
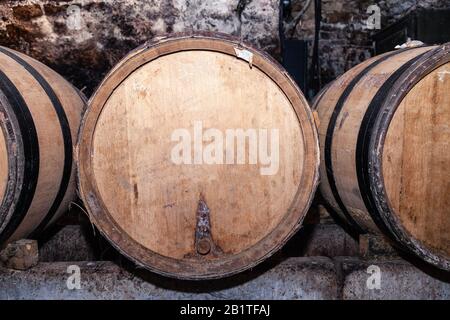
[286,0,450,87]
[0,0,280,96]
[1,0,449,95]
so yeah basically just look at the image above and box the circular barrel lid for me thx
[78,34,319,279]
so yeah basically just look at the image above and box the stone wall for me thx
[2,1,450,96]
[0,0,280,96]
[285,0,450,86]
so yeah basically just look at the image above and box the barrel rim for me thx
[316,49,423,236]
[0,47,75,238]
[370,43,450,271]
[0,91,24,245]
[312,53,393,235]
[77,33,320,280]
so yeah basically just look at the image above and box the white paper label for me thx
[234,48,254,68]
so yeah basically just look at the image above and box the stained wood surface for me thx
[78,34,319,279]
[383,62,450,257]
[315,53,387,227]
[331,47,432,231]
[11,50,84,231]
[314,44,450,270]
[0,47,84,244]
[315,47,433,232]
[0,51,63,236]
[0,129,7,201]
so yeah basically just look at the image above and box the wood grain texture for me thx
[0,129,7,202]
[331,47,432,231]
[314,54,387,227]
[78,34,319,279]
[0,51,65,241]
[9,50,84,233]
[383,62,450,258]
[0,47,85,245]
[314,44,449,271]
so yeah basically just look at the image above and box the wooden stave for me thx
[345,47,433,234]
[312,49,425,233]
[314,44,450,271]
[11,49,87,233]
[369,44,450,271]
[77,33,320,280]
[0,89,27,244]
[0,47,85,246]
[315,47,431,234]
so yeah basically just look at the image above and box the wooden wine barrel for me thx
[0,47,85,246]
[78,33,319,279]
[314,43,450,271]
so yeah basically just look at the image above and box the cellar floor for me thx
[0,222,449,300]
[0,257,449,299]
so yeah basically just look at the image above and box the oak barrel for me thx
[314,44,450,271]
[0,47,85,246]
[78,34,319,279]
